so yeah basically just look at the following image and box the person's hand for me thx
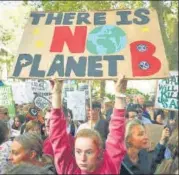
[114,74,127,94]
[114,75,127,109]
[160,127,170,145]
[50,79,63,109]
[50,79,63,94]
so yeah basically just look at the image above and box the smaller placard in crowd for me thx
[34,95,51,110]
[25,79,52,101]
[0,85,16,117]
[78,83,89,99]
[26,106,44,124]
[67,91,86,121]
[155,71,178,111]
[11,82,31,105]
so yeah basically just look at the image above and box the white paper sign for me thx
[11,82,31,105]
[67,91,86,121]
[25,80,52,101]
[155,71,178,111]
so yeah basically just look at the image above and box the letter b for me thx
[130,41,161,77]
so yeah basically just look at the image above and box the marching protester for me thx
[0,120,12,174]
[25,120,41,135]
[9,132,56,174]
[142,101,154,122]
[43,106,75,157]
[125,105,152,124]
[155,127,178,174]
[42,107,54,157]
[48,75,127,174]
[123,119,170,174]
[152,109,165,125]
[11,115,24,131]
[63,107,77,137]
[5,163,53,175]
[101,98,114,122]
[76,100,109,146]
[0,106,14,138]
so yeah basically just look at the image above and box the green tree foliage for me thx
[105,88,150,102]
[150,1,178,70]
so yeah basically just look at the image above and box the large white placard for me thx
[67,91,86,121]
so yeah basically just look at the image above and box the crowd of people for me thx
[0,76,178,174]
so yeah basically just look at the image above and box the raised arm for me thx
[105,75,127,172]
[49,80,74,174]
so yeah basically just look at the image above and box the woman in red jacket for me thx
[49,75,127,174]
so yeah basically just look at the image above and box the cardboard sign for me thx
[0,86,16,117]
[145,124,163,151]
[11,9,169,79]
[155,71,178,111]
[26,107,44,124]
[67,91,86,121]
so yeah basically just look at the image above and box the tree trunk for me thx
[100,81,105,99]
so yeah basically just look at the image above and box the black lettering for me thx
[133,8,150,25]
[116,11,132,25]
[104,55,124,76]
[29,54,45,77]
[31,12,46,25]
[88,56,103,77]
[47,55,64,77]
[94,13,106,25]
[65,56,86,77]
[45,13,63,25]
[63,13,76,25]
[77,13,91,25]
[13,54,33,77]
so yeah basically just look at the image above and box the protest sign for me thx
[78,83,89,99]
[67,91,86,121]
[11,82,31,105]
[145,124,163,151]
[0,86,16,117]
[26,106,44,124]
[25,79,52,100]
[34,95,51,110]
[155,71,178,111]
[11,9,169,80]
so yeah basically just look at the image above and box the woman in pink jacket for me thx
[49,76,127,174]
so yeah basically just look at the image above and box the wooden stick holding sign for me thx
[88,80,93,129]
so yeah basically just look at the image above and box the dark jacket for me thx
[122,143,166,174]
[94,119,109,146]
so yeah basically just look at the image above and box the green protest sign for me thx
[0,85,16,117]
[155,71,178,111]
